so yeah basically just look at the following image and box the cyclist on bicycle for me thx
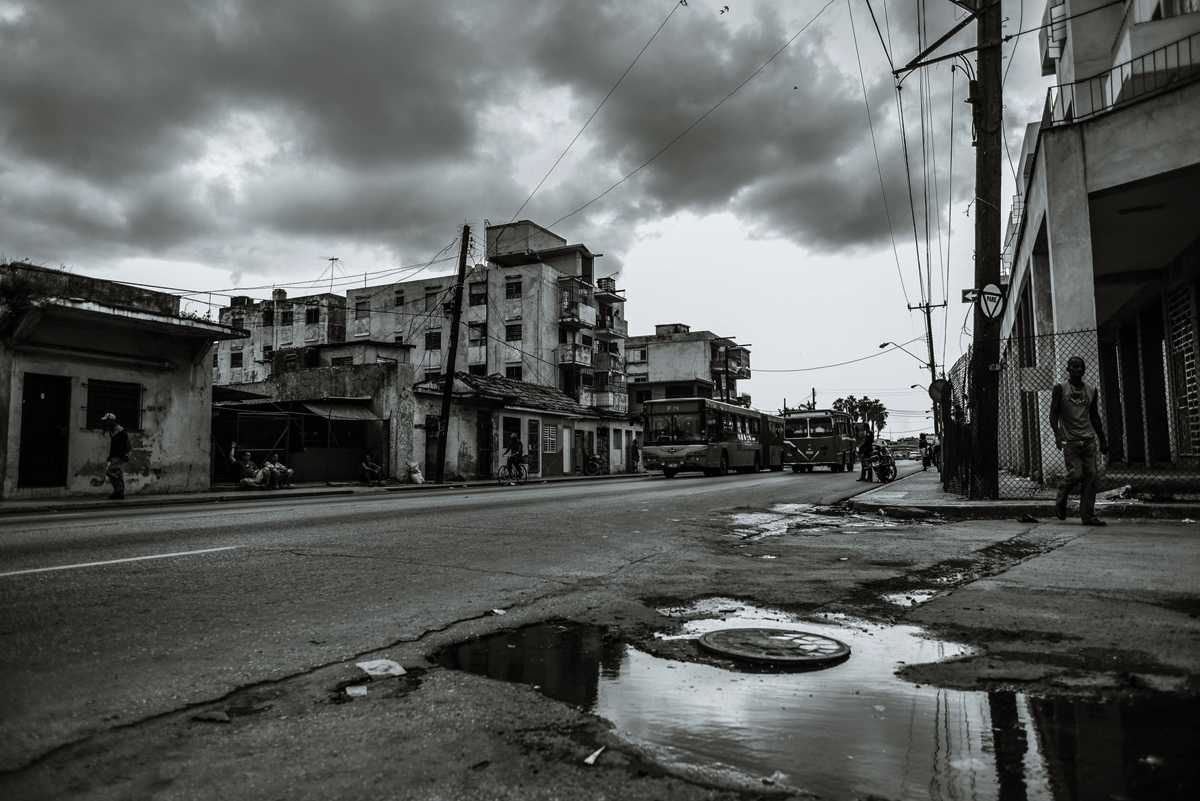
[503,433,524,474]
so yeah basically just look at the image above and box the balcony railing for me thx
[594,316,628,339]
[557,345,593,367]
[559,301,597,327]
[1044,31,1200,126]
[593,391,628,413]
[592,350,624,372]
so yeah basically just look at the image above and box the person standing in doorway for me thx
[1050,356,1109,526]
[100,413,130,500]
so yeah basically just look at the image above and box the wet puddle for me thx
[436,599,1198,800]
[729,503,910,543]
[881,589,939,607]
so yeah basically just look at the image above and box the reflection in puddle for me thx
[436,603,1199,800]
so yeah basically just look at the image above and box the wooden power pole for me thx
[435,225,470,484]
[969,1,1002,499]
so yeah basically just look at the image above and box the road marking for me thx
[0,546,241,578]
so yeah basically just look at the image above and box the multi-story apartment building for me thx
[997,0,1200,486]
[625,323,751,416]
[345,220,629,414]
[213,290,346,385]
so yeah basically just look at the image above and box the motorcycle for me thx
[870,443,897,483]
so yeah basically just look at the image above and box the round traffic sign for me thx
[697,628,851,669]
[979,283,1005,319]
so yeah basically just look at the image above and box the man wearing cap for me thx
[1050,356,1109,526]
[100,413,131,500]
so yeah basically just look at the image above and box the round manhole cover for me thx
[698,628,851,668]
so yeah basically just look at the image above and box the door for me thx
[563,427,573,473]
[19,373,72,488]
[574,430,585,473]
[526,418,540,474]
[476,411,494,478]
[424,415,440,478]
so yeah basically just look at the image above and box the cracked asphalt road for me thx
[0,468,886,777]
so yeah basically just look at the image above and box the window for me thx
[558,328,567,344]
[231,351,244,368]
[614,430,623,450]
[581,371,594,387]
[262,346,273,362]
[284,354,299,371]
[505,323,522,342]
[424,370,442,382]
[87,379,141,431]
[581,334,593,348]
[608,341,619,354]
[425,331,442,350]
[304,348,320,368]
[305,305,320,324]
[281,308,294,326]
[424,290,441,311]
[212,351,219,368]
[468,322,485,346]
[631,376,648,384]
[469,282,487,306]
[506,365,523,381]
[468,363,487,376]
[261,307,274,327]
[393,290,405,307]
[635,390,652,403]
[331,356,354,366]
[543,424,558,453]
[629,348,647,362]
[505,281,521,299]
[354,300,370,320]
[393,335,404,344]
[231,316,244,331]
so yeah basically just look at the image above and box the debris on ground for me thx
[191,710,231,724]
[1017,514,1039,523]
[583,746,606,765]
[345,685,368,698]
[490,608,507,616]
[1098,485,1133,500]
[356,659,406,677]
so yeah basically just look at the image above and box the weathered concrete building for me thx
[997,0,1200,491]
[213,340,416,483]
[213,289,346,385]
[345,221,630,413]
[625,324,751,417]
[412,373,639,481]
[0,262,245,498]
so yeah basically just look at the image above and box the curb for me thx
[0,488,356,517]
[848,494,1200,521]
[383,471,647,493]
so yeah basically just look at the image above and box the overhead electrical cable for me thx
[547,0,839,229]
[846,0,910,307]
[753,337,923,372]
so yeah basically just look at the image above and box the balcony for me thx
[594,316,628,340]
[711,358,751,380]
[1044,30,1200,126]
[557,345,593,367]
[593,390,628,413]
[592,350,624,372]
[559,301,597,328]
[594,276,625,303]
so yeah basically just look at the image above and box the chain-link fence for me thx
[943,329,1200,500]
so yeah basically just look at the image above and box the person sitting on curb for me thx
[229,443,272,489]
[264,453,294,488]
[361,452,384,485]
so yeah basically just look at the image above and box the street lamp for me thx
[880,341,930,368]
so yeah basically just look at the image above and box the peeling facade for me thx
[626,323,751,417]
[0,262,245,498]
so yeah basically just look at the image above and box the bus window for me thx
[808,416,834,436]
[646,409,703,444]
[785,418,807,438]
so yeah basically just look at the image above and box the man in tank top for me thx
[1049,356,1109,525]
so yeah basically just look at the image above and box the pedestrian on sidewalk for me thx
[230,442,272,489]
[919,433,930,471]
[1050,356,1109,526]
[100,412,130,500]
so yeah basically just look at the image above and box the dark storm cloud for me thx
[0,0,986,276]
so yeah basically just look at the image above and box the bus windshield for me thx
[646,410,704,445]
[807,416,834,435]
[786,416,834,437]
[785,418,807,438]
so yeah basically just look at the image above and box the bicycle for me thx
[497,459,529,486]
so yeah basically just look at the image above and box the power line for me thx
[548,0,839,229]
[752,336,923,372]
[847,0,910,307]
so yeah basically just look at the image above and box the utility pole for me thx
[435,225,470,484]
[909,300,946,436]
[811,387,816,410]
[969,0,1002,499]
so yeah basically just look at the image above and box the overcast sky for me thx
[0,0,1049,435]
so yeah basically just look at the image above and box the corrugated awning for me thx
[301,402,381,421]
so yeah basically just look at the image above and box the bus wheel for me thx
[791,464,801,474]
[752,455,760,473]
[663,468,677,479]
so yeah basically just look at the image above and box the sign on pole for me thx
[978,283,1005,319]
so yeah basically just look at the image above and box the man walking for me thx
[1049,356,1109,526]
[100,412,131,500]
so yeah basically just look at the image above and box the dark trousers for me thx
[859,450,873,480]
[106,459,126,497]
[1057,439,1099,519]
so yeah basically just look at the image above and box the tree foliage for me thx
[832,395,889,434]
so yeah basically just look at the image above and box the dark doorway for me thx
[477,411,494,477]
[424,415,440,479]
[19,373,72,488]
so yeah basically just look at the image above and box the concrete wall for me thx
[487,222,566,258]
[648,338,711,383]
[1,334,214,499]
[215,293,346,385]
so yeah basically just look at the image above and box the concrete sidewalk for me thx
[848,468,1200,520]
[0,471,647,517]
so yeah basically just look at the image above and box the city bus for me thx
[783,409,856,473]
[642,398,785,478]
